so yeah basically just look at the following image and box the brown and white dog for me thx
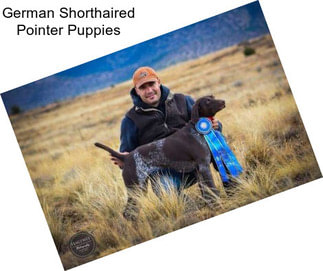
[95,95,225,220]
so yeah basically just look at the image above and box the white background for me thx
[0,0,322,270]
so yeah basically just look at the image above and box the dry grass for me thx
[8,34,321,270]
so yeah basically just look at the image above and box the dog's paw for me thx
[197,196,218,209]
[206,200,218,209]
[123,210,138,221]
[223,181,237,197]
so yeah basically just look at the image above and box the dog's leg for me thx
[196,163,219,205]
[150,176,163,200]
[123,189,139,221]
[123,180,148,221]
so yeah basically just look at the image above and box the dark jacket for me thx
[119,85,222,152]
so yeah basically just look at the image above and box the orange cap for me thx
[132,67,159,88]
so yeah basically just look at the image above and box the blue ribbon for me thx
[196,118,243,182]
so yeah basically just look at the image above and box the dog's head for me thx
[191,95,225,123]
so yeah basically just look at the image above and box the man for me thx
[112,66,222,191]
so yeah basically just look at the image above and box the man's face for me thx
[135,80,161,107]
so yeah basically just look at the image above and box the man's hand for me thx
[211,118,220,130]
[110,152,129,169]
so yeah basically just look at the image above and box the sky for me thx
[1,1,269,114]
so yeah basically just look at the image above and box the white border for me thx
[0,1,322,270]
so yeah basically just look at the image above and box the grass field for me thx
[8,34,321,269]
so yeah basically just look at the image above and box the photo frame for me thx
[1,2,321,270]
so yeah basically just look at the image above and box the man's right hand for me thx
[110,152,129,169]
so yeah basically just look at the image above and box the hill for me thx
[1,1,269,112]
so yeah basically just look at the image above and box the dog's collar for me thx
[190,116,214,126]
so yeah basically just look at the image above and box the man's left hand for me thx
[212,118,220,130]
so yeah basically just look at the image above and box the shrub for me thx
[10,105,22,115]
[244,47,256,56]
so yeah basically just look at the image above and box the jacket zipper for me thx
[164,100,170,128]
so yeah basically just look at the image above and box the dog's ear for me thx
[191,100,200,123]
